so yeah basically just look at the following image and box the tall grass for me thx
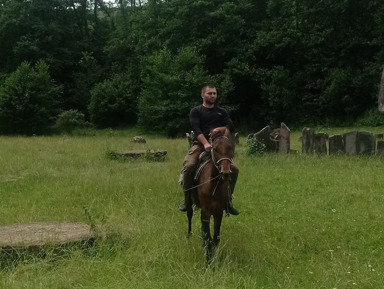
[1,128,384,288]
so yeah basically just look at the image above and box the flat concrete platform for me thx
[0,222,94,248]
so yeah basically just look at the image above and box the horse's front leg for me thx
[187,204,193,236]
[212,210,223,247]
[201,209,213,264]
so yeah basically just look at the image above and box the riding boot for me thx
[178,191,189,212]
[228,200,239,215]
[178,164,197,212]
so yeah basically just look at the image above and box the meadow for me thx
[1,127,384,289]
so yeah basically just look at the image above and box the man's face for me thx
[202,87,217,106]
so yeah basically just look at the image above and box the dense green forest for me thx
[0,0,383,135]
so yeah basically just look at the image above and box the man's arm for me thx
[196,133,211,151]
[219,107,235,133]
[190,106,211,151]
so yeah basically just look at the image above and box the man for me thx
[178,85,239,215]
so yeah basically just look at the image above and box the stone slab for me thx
[0,222,94,248]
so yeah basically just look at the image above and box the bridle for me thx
[209,135,234,212]
[210,135,233,174]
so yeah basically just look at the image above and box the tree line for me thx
[0,0,383,136]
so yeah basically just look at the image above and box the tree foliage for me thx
[138,46,210,136]
[0,60,62,135]
[0,0,384,134]
[89,72,138,128]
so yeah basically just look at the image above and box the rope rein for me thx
[184,134,233,193]
[184,174,221,192]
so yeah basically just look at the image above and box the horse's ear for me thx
[224,128,231,138]
[211,129,224,141]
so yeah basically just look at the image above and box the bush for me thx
[55,109,87,134]
[355,107,384,127]
[246,137,266,156]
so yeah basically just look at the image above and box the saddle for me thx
[194,151,212,181]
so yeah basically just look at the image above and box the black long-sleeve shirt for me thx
[189,105,235,141]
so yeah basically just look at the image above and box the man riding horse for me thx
[178,84,239,215]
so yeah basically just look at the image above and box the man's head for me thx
[201,85,217,108]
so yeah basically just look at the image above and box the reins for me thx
[184,134,234,193]
[184,174,221,192]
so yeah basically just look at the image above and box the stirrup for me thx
[178,201,187,212]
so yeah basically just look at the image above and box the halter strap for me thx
[215,157,233,165]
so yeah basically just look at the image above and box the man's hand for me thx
[204,142,212,152]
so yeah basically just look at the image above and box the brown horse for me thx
[186,129,236,264]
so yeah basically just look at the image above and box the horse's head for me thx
[210,130,234,181]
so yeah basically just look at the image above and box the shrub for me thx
[355,107,384,126]
[55,109,86,134]
[246,137,266,156]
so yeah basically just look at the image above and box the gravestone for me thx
[278,123,290,154]
[356,131,375,155]
[313,133,328,155]
[343,131,375,155]
[329,134,344,155]
[253,126,274,152]
[270,128,280,152]
[133,136,146,143]
[344,131,358,155]
[302,127,314,154]
[377,140,384,156]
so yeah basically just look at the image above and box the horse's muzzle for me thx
[220,171,232,181]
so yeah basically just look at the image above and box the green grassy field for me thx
[1,127,384,288]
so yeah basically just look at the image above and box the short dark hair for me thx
[201,84,216,94]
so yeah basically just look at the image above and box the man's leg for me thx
[178,144,203,212]
[178,165,197,211]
